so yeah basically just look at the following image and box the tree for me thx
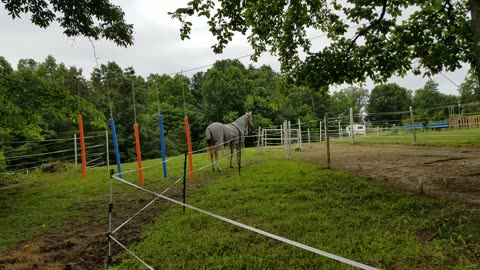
[170,0,480,90]
[329,86,369,120]
[367,83,411,123]
[2,0,133,46]
[413,79,458,123]
[201,60,252,122]
[91,62,147,162]
[244,65,283,126]
[458,71,480,114]
[0,56,106,171]
[0,56,105,140]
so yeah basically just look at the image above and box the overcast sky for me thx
[0,0,470,95]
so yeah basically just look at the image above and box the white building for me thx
[346,124,366,136]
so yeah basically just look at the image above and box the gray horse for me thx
[205,112,254,171]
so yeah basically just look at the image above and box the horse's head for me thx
[245,111,254,134]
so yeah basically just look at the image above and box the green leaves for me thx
[0,55,106,141]
[367,83,411,122]
[2,0,134,47]
[170,0,474,89]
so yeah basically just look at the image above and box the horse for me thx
[205,112,254,172]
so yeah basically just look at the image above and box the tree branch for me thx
[346,0,388,55]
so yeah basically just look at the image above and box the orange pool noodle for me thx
[134,123,144,186]
[184,116,194,180]
[78,115,87,178]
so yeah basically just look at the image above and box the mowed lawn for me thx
[109,150,480,270]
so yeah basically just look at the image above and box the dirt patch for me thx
[0,182,190,270]
[423,157,467,165]
[301,143,480,204]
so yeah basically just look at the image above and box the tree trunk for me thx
[471,0,480,84]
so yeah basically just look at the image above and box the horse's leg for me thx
[230,144,234,168]
[237,143,241,169]
[208,146,215,171]
[215,148,222,172]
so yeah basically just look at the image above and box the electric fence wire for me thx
[110,173,379,270]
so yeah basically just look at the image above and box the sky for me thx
[0,0,470,96]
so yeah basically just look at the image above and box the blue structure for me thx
[403,124,424,131]
[159,114,168,178]
[427,121,449,129]
[109,118,123,178]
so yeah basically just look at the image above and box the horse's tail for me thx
[205,127,214,151]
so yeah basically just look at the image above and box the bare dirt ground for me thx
[0,185,189,270]
[302,143,480,204]
[1,144,479,269]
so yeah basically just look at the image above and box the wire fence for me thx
[255,102,480,148]
[4,103,478,268]
[107,134,378,270]
[1,130,107,175]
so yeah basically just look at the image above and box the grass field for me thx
[332,127,480,147]
[111,150,479,270]
[1,149,479,269]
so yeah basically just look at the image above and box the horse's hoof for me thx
[218,169,222,172]
[212,168,215,172]
[229,166,234,168]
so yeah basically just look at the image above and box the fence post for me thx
[183,152,187,214]
[257,127,261,148]
[105,130,110,172]
[260,128,265,149]
[409,106,417,145]
[237,136,242,175]
[298,119,302,151]
[265,128,268,147]
[350,107,355,144]
[377,126,380,136]
[159,114,168,178]
[325,115,330,169]
[74,134,78,166]
[282,120,288,159]
[287,121,292,159]
[338,117,341,139]
[364,121,367,137]
[308,129,311,144]
[261,128,264,148]
[107,168,114,267]
[319,120,322,142]
[457,102,461,128]
[280,124,284,145]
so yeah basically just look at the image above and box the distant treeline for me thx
[0,55,478,171]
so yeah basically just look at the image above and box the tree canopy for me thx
[367,83,411,122]
[2,0,134,46]
[170,0,479,90]
[3,1,477,92]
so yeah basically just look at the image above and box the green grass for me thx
[0,165,108,251]
[0,150,243,252]
[110,150,480,270]
[1,149,479,269]
[333,127,480,147]
[0,154,182,252]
